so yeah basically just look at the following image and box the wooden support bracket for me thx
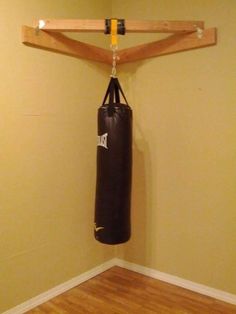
[22,26,112,64]
[22,19,217,64]
[117,28,217,64]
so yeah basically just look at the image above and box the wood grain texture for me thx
[26,266,236,314]
[22,26,216,65]
[32,19,204,33]
[125,20,204,33]
[117,28,217,64]
[22,26,112,64]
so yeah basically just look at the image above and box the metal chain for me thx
[111,45,118,77]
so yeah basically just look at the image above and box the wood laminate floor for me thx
[27,266,236,314]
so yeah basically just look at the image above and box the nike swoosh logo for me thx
[94,223,104,232]
[95,226,104,232]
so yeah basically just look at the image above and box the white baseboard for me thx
[2,258,116,314]
[3,257,236,313]
[114,258,236,306]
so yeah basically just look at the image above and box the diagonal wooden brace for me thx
[117,28,217,64]
[22,26,112,64]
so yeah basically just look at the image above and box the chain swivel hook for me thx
[111,45,118,77]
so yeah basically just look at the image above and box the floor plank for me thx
[27,266,236,313]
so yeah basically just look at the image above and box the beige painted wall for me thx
[0,1,113,312]
[114,0,236,295]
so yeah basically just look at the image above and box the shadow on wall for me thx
[120,128,155,266]
[115,62,157,265]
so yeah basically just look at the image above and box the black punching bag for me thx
[94,77,132,245]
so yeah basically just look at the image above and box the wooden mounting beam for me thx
[117,28,217,64]
[33,19,205,33]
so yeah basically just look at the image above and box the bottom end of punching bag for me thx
[94,225,131,245]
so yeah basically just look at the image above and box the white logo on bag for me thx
[97,133,108,149]
[94,223,104,232]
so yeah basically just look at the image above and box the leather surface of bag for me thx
[94,77,132,244]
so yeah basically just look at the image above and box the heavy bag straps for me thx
[101,78,113,106]
[102,77,121,105]
[114,82,120,103]
[108,78,120,105]
[115,78,129,105]
[102,77,129,106]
